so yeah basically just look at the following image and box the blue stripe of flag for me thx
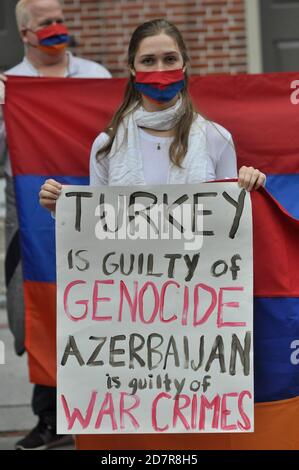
[254,297,299,402]
[135,80,185,102]
[14,175,88,282]
[266,174,299,219]
[40,35,69,46]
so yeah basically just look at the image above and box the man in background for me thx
[0,0,111,450]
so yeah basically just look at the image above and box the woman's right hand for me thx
[39,179,62,213]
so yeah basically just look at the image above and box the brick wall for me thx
[61,0,248,77]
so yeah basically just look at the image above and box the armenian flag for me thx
[3,73,299,449]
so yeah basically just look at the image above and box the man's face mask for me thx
[134,69,185,104]
[30,23,69,56]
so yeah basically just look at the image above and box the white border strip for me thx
[245,0,263,73]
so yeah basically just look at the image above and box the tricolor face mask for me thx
[134,68,185,103]
[29,23,69,56]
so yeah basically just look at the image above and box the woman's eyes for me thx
[141,56,178,65]
[166,56,177,63]
[142,58,154,64]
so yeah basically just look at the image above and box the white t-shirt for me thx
[90,121,238,186]
[139,128,172,185]
[5,52,111,79]
[1,52,111,176]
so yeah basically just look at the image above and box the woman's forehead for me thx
[137,33,180,55]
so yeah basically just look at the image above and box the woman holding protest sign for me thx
[39,18,265,211]
[39,19,266,450]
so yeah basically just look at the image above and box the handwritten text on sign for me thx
[56,183,253,434]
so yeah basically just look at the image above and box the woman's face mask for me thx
[134,68,185,103]
[28,23,69,56]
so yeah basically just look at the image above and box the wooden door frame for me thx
[245,0,263,73]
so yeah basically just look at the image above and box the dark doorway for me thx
[0,0,23,71]
[260,0,299,72]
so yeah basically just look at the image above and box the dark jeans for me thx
[32,385,56,428]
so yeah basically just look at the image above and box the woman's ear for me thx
[129,67,136,77]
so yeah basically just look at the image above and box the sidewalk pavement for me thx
[0,179,5,308]
[0,306,75,450]
[0,307,34,449]
[0,182,74,449]
[0,178,4,219]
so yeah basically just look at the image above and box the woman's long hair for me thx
[97,19,197,167]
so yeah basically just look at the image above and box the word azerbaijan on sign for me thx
[56,182,253,434]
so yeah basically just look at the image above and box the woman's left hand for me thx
[238,166,266,191]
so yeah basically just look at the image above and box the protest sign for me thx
[56,182,253,434]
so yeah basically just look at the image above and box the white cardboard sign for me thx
[56,182,253,434]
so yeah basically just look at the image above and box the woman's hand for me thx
[39,179,62,213]
[238,166,266,191]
